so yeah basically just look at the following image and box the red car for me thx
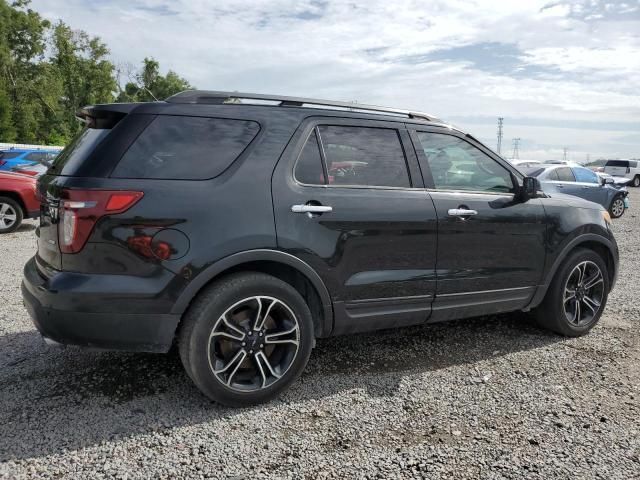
[0,171,39,233]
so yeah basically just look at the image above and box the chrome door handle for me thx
[448,208,478,217]
[291,204,333,214]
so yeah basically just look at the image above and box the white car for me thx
[511,159,542,168]
[603,160,640,187]
[596,172,633,188]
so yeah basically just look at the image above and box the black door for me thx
[273,118,438,335]
[409,128,547,321]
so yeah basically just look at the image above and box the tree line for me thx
[0,0,192,145]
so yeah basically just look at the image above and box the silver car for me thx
[521,165,629,218]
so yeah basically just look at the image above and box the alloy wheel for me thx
[207,296,300,392]
[563,261,605,327]
[611,198,625,218]
[0,203,17,230]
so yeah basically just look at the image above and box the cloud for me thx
[29,0,640,159]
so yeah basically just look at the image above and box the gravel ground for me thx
[1,192,639,479]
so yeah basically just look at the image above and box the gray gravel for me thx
[1,192,639,479]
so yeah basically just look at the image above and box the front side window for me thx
[415,132,514,193]
[556,167,575,182]
[112,116,260,180]
[317,126,410,188]
[573,167,598,184]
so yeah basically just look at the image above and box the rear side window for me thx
[0,152,22,160]
[630,161,638,168]
[606,160,629,167]
[112,116,260,180]
[556,167,575,182]
[294,131,325,185]
[317,126,410,188]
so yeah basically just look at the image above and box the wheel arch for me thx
[172,249,334,338]
[0,191,27,215]
[527,234,618,310]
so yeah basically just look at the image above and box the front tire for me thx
[178,272,314,406]
[534,249,609,337]
[632,175,640,188]
[0,197,23,234]
[609,195,625,218]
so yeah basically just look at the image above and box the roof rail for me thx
[165,90,442,123]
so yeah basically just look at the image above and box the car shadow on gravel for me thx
[0,313,561,462]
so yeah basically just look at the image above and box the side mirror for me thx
[522,176,539,199]
[602,177,614,185]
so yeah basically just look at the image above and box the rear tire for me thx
[178,272,314,406]
[609,194,625,218]
[533,248,609,337]
[0,197,23,234]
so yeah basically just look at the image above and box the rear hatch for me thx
[604,160,629,177]
[36,104,150,271]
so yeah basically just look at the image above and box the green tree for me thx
[0,0,51,142]
[0,1,194,144]
[117,57,191,103]
[49,21,116,139]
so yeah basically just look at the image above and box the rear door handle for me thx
[291,204,333,214]
[448,208,478,217]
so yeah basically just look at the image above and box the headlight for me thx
[602,210,612,227]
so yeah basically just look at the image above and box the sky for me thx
[31,0,640,162]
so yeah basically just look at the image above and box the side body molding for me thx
[525,233,618,310]
[171,249,334,337]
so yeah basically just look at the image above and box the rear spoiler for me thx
[76,103,143,129]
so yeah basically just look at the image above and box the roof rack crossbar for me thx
[165,90,441,123]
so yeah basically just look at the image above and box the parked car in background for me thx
[511,159,542,168]
[23,91,619,406]
[596,172,633,188]
[603,160,640,187]
[522,164,629,218]
[9,162,48,177]
[585,159,607,172]
[0,171,39,233]
[0,149,59,172]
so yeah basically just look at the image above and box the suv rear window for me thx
[112,116,260,180]
[50,128,110,176]
[605,160,629,167]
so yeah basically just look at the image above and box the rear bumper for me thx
[22,257,180,353]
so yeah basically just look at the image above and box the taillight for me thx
[0,160,6,167]
[58,189,143,253]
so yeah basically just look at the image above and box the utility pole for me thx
[511,138,521,160]
[563,147,568,162]
[496,117,504,155]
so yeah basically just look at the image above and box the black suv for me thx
[22,91,619,406]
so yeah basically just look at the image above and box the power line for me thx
[563,147,568,162]
[511,138,521,160]
[496,117,504,155]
